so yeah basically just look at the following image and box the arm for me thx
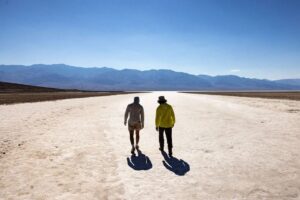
[124,105,129,125]
[155,107,160,129]
[140,106,144,128]
[170,106,175,127]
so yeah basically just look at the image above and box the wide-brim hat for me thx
[158,96,167,103]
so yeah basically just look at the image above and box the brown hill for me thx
[0,81,67,93]
[0,81,133,105]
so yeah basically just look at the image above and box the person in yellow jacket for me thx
[155,96,175,157]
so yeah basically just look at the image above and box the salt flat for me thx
[0,92,300,200]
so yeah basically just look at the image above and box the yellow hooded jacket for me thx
[155,103,175,128]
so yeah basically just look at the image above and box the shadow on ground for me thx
[161,151,190,176]
[127,150,152,170]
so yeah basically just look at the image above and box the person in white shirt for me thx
[124,97,144,154]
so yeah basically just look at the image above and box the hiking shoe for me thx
[131,146,135,154]
[168,149,173,157]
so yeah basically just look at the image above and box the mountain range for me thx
[0,64,299,91]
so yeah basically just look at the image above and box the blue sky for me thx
[0,0,299,79]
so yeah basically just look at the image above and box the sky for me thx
[0,0,300,80]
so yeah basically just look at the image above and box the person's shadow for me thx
[127,150,153,170]
[161,151,190,176]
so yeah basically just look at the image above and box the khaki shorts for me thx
[128,122,142,131]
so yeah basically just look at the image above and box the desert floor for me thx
[0,92,300,200]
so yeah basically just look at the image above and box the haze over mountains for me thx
[0,64,299,91]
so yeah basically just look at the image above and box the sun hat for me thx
[158,96,167,103]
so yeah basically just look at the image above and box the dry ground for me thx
[0,92,300,200]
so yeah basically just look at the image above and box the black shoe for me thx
[168,149,173,157]
[131,146,135,154]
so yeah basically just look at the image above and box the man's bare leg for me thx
[135,130,140,150]
[129,130,135,154]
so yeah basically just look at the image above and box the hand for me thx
[141,123,144,129]
[156,127,158,131]
[124,121,127,126]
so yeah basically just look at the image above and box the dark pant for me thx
[159,127,173,153]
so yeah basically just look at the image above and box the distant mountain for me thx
[0,64,299,91]
[275,79,300,86]
[198,75,300,90]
